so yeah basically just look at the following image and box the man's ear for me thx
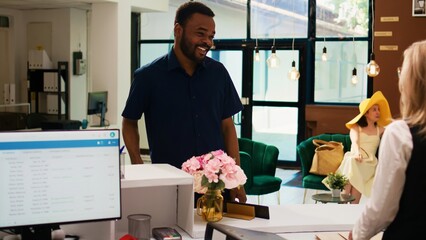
[174,23,181,37]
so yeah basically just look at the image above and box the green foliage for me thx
[331,0,369,34]
[324,172,349,191]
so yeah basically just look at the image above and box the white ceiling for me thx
[0,0,116,10]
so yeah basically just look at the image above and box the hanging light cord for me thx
[273,0,277,48]
[292,0,295,57]
[353,35,355,54]
[372,0,374,47]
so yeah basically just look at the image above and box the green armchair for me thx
[238,138,282,204]
[296,133,351,203]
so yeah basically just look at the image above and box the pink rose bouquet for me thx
[181,150,247,194]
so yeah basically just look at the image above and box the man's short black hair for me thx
[175,1,215,26]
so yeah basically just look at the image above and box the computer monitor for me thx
[87,91,108,127]
[0,129,121,240]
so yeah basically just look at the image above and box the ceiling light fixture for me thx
[267,39,280,68]
[267,0,280,68]
[322,38,327,61]
[254,38,260,62]
[288,60,300,81]
[351,67,358,85]
[366,0,380,77]
[288,0,300,81]
[351,36,358,86]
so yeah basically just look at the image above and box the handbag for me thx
[309,139,344,176]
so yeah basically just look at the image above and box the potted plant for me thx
[324,172,349,197]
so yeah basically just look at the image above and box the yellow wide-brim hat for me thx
[345,91,392,129]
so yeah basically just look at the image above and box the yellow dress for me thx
[335,127,380,197]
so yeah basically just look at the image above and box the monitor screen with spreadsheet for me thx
[0,129,121,239]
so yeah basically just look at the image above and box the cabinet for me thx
[61,164,199,240]
[27,61,69,119]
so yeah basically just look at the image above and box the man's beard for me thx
[180,34,209,64]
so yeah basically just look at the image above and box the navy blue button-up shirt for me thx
[122,49,243,168]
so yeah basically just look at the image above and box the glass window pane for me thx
[206,0,247,39]
[316,0,369,37]
[253,49,299,102]
[314,41,368,103]
[208,50,243,138]
[252,106,298,161]
[251,0,308,38]
[140,44,173,66]
[208,50,243,98]
[140,0,247,40]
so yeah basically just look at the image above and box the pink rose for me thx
[182,149,247,191]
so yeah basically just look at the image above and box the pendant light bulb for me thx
[288,60,300,81]
[321,46,328,61]
[351,67,358,85]
[267,45,280,68]
[254,46,260,62]
[366,53,380,77]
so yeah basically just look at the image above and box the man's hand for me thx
[348,231,353,240]
[229,186,247,203]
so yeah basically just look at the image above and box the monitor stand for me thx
[90,102,107,127]
[99,102,106,127]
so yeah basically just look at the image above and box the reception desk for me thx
[62,164,198,239]
[187,204,364,239]
[60,164,364,240]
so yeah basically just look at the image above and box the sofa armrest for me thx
[297,140,316,177]
[239,151,253,190]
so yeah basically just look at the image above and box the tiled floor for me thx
[245,168,367,206]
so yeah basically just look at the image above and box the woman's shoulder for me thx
[349,124,360,132]
[385,119,409,132]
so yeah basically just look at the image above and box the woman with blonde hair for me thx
[350,40,426,239]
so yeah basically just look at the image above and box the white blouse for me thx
[352,120,413,240]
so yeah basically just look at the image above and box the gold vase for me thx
[196,189,223,222]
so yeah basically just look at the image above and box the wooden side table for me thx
[311,193,355,204]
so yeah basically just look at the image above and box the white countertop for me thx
[121,164,193,188]
[187,204,364,239]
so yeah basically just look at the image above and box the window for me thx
[135,0,372,165]
[315,0,370,102]
[140,0,247,40]
[315,41,368,103]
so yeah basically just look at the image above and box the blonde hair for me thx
[399,39,426,137]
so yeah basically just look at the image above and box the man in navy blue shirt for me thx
[122,1,246,203]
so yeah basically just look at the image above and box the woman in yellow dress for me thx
[328,91,392,204]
